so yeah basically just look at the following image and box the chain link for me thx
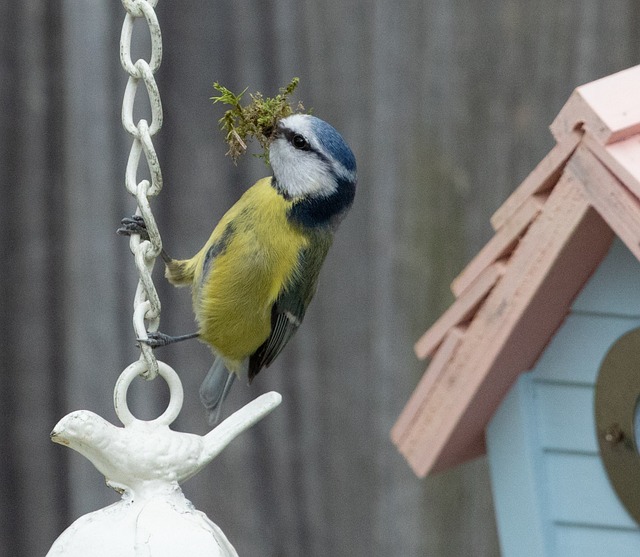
[120,0,164,379]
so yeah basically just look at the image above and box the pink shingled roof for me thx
[392,64,640,477]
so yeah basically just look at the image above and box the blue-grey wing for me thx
[248,234,332,381]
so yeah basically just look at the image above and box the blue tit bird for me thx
[120,114,357,423]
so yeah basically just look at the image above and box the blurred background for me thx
[1,1,639,556]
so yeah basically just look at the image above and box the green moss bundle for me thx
[212,77,305,163]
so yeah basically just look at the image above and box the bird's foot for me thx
[138,331,176,349]
[138,331,200,348]
[117,215,149,240]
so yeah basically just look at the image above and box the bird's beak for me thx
[50,428,70,446]
[267,121,284,142]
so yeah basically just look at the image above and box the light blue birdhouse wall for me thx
[487,237,640,557]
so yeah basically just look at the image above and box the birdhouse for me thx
[392,65,640,556]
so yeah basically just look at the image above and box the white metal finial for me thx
[47,377,282,556]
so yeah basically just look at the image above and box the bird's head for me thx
[269,114,357,205]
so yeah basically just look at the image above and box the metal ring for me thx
[114,360,183,427]
[594,327,640,525]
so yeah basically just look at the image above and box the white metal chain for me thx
[120,0,164,380]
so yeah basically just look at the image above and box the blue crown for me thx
[309,116,357,177]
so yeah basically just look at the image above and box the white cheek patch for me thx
[270,140,337,198]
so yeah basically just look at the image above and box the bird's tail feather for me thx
[200,358,237,424]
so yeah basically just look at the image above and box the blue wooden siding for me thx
[487,238,640,557]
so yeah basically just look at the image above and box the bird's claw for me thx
[137,331,173,349]
[117,215,149,240]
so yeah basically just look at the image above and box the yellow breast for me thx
[189,177,308,366]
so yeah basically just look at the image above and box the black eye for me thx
[291,133,309,150]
